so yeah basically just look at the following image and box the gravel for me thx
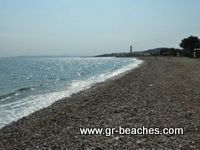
[0,57,200,149]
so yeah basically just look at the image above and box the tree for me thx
[160,48,178,56]
[180,36,200,57]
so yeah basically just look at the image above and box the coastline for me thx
[0,57,142,129]
[1,57,200,149]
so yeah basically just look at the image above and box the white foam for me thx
[0,58,143,128]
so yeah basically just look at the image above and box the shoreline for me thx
[0,57,142,129]
[1,57,200,149]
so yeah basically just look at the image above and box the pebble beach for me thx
[0,57,200,149]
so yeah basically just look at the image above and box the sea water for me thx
[0,56,142,128]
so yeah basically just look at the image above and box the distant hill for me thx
[95,47,182,57]
[145,48,162,55]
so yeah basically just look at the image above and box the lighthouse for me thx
[130,45,133,53]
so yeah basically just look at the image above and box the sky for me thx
[0,0,200,57]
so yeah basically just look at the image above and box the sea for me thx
[0,56,142,128]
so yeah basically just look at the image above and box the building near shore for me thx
[194,48,200,58]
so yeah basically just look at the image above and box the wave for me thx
[0,92,16,102]
[0,87,35,102]
[17,87,35,92]
[0,58,143,128]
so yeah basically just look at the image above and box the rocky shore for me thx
[0,57,200,149]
